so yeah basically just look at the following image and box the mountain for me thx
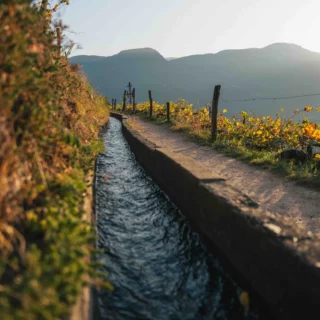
[70,43,320,120]
[69,55,106,64]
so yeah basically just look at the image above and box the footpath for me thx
[129,116,320,235]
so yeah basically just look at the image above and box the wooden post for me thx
[111,98,114,110]
[211,85,221,142]
[114,99,117,111]
[132,88,136,114]
[148,90,153,118]
[122,90,127,112]
[56,27,62,53]
[166,102,170,122]
[127,82,132,104]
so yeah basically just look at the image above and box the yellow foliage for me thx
[121,102,320,152]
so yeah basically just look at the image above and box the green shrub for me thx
[0,1,109,318]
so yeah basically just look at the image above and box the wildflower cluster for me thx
[115,100,320,156]
[217,107,320,151]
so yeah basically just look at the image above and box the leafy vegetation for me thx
[115,101,320,186]
[0,1,109,318]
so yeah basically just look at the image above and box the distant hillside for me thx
[69,55,107,64]
[70,43,320,119]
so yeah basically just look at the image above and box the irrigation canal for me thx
[95,117,265,320]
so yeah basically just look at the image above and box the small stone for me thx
[307,231,313,237]
[312,146,320,155]
[264,223,282,235]
[278,149,308,162]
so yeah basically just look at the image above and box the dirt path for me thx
[129,116,320,234]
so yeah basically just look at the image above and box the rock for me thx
[278,149,308,162]
[264,223,282,235]
[313,146,320,154]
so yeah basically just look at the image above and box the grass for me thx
[174,122,320,188]
[126,111,320,188]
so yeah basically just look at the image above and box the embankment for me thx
[1,2,110,318]
[70,121,110,320]
[111,112,320,320]
[70,173,95,320]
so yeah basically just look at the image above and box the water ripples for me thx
[95,118,262,320]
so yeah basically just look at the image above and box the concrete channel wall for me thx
[111,112,320,320]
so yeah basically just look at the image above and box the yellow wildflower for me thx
[304,106,314,112]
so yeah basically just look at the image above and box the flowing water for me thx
[95,117,264,320]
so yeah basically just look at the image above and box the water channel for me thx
[95,117,265,320]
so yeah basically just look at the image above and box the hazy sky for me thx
[60,0,320,57]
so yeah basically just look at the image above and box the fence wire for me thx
[220,92,320,103]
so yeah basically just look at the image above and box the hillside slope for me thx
[0,2,109,318]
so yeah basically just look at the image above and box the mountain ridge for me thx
[70,43,320,121]
[71,43,319,63]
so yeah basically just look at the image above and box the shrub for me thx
[0,1,109,318]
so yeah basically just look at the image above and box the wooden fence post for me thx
[132,88,136,114]
[114,99,117,111]
[211,85,221,142]
[122,90,127,112]
[166,102,170,122]
[148,90,153,118]
[128,82,132,104]
[111,98,114,110]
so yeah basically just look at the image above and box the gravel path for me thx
[130,116,320,234]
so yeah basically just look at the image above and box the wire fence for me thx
[111,83,320,142]
[220,93,320,103]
